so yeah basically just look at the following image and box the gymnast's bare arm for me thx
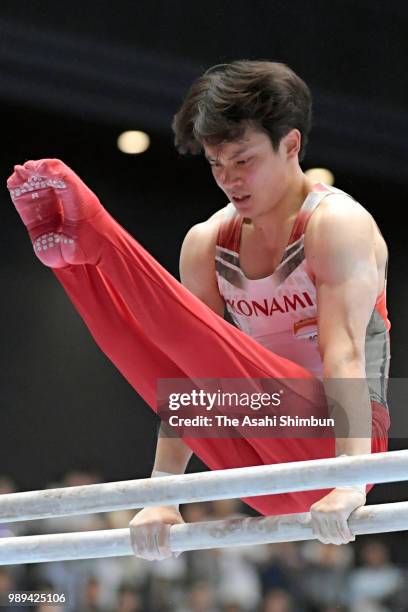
[179,209,226,314]
[129,210,226,560]
[305,195,388,545]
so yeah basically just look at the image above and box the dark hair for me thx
[172,60,312,162]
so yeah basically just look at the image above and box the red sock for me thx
[7,159,108,267]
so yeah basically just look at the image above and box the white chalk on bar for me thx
[1,450,408,523]
[0,502,408,565]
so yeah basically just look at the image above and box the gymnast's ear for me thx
[281,129,301,160]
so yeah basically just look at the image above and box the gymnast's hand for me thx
[309,486,366,545]
[129,505,185,560]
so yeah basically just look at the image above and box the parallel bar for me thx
[1,450,408,523]
[1,502,408,564]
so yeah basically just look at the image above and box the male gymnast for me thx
[7,61,390,557]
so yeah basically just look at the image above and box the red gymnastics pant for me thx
[10,161,390,517]
[53,234,390,518]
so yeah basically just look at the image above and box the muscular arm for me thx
[305,196,384,545]
[306,196,380,456]
[179,218,225,315]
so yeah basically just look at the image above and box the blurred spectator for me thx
[211,499,245,519]
[0,567,15,593]
[62,470,102,488]
[258,543,304,600]
[0,567,18,612]
[263,588,294,612]
[180,580,218,612]
[349,603,390,612]
[348,539,404,609]
[216,546,262,610]
[116,583,142,612]
[147,554,187,610]
[105,509,134,530]
[182,503,220,589]
[32,580,66,612]
[33,559,92,610]
[77,575,102,611]
[182,502,213,523]
[298,541,353,608]
[86,555,150,609]
[0,477,16,494]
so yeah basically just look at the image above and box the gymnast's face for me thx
[203,125,299,220]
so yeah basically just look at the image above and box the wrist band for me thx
[151,470,176,478]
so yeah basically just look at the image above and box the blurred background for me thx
[0,0,408,610]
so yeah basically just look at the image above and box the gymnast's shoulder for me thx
[180,204,229,257]
[178,206,228,313]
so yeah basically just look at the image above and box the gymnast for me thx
[7,60,390,557]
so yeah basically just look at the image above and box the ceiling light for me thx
[305,167,335,186]
[117,131,150,154]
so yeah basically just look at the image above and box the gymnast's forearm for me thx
[128,425,190,561]
[323,361,372,458]
[152,423,193,477]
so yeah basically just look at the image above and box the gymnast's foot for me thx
[7,159,107,267]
